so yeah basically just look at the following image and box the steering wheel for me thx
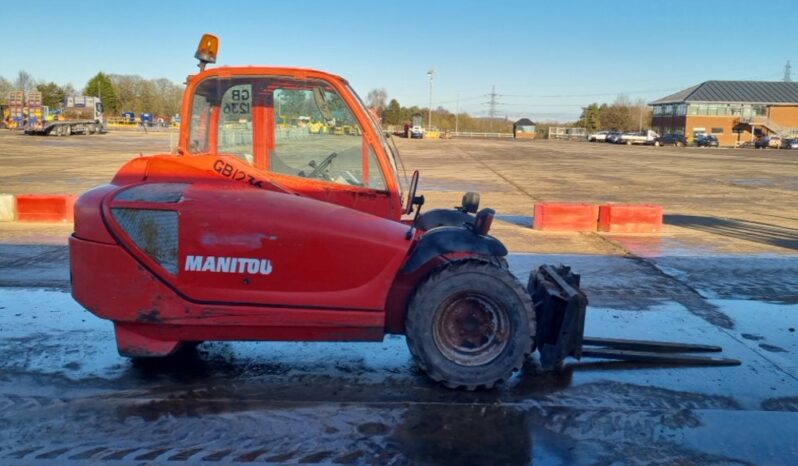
[307,152,338,180]
[404,170,424,215]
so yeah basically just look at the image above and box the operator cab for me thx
[179,34,474,226]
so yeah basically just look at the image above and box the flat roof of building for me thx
[651,81,798,105]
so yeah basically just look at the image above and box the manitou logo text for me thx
[184,255,273,275]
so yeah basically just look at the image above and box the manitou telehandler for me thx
[70,34,738,390]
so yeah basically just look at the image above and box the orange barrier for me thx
[15,195,77,222]
[598,204,663,233]
[533,203,599,231]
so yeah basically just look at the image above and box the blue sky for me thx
[3,0,796,121]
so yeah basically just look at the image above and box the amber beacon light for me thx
[195,33,219,70]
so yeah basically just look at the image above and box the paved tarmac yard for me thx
[0,131,797,465]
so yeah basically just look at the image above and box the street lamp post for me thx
[455,93,459,134]
[427,69,434,131]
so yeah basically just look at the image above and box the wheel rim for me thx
[432,292,510,366]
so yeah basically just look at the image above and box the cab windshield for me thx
[345,83,405,197]
[188,76,386,190]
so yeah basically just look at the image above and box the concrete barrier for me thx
[598,204,663,233]
[15,195,77,223]
[533,203,599,231]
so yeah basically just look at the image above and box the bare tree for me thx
[614,93,632,107]
[366,88,388,112]
[634,97,651,131]
[0,76,13,102]
[14,71,36,93]
[110,74,183,116]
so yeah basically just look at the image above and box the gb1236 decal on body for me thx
[185,255,273,275]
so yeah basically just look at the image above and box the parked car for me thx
[655,133,688,147]
[781,138,798,149]
[755,135,781,149]
[695,134,719,147]
[605,131,623,144]
[620,130,659,145]
[588,130,609,142]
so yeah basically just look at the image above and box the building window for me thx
[711,127,724,134]
[707,105,728,116]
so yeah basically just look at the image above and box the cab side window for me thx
[270,84,386,189]
[218,84,253,164]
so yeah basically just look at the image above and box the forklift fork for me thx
[528,265,740,369]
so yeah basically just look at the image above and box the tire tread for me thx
[405,258,534,390]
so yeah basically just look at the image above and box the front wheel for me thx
[405,260,534,390]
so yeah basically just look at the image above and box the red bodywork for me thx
[70,65,469,356]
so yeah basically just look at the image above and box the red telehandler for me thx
[70,34,738,390]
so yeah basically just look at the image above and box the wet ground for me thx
[1,247,797,465]
[1,133,797,464]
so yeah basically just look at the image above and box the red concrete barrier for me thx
[15,195,77,222]
[533,203,599,231]
[598,204,663,233]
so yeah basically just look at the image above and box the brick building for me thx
[650,81,798,146]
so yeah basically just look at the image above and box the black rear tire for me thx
[405,260,534,390]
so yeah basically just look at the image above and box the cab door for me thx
[260,80,398,219]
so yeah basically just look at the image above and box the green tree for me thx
[576,103,601,131]
[36,82,65,108]
[85,72,118,113]
[383,99,402,125]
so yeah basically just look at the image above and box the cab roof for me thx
[189,66,348,85]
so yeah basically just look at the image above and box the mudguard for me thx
[400,226,507,274]
[414,208,474,231]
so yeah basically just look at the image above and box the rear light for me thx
[473,208,495,236]
[111,208,179,274]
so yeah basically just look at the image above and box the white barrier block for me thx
[0,194,14,221]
